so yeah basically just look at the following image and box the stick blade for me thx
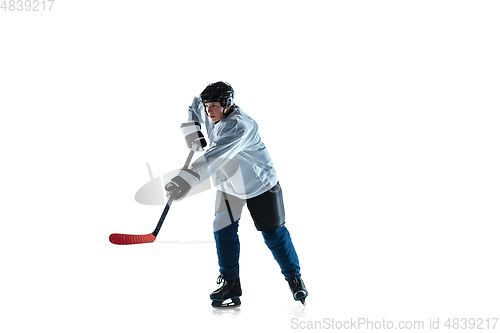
[109,233,156,245]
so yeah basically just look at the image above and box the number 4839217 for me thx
[1,0,55,11]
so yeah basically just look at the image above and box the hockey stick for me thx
[109,148,197,245]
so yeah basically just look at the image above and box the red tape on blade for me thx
[109,233,156,245]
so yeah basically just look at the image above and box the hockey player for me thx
[165,82,308,307]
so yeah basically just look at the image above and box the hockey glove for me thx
[181,121,207,152]
[165,168,200,201]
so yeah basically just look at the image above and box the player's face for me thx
[205,102,226,122]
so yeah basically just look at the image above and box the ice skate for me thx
[288,275,308,306]
[210,274,242,308]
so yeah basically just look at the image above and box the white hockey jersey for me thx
[187,96,278,199]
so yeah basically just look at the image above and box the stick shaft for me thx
[184,149,195,169]
[152,190,176,237]
[151,147,197,237]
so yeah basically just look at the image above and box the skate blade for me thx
[212,297,241,308]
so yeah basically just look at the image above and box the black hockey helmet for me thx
[200,81,235,113]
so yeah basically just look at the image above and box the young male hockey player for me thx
[165,82,308,308]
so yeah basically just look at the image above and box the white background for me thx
[1,1,499,332]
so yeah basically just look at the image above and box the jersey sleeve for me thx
[187,96,212,133]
